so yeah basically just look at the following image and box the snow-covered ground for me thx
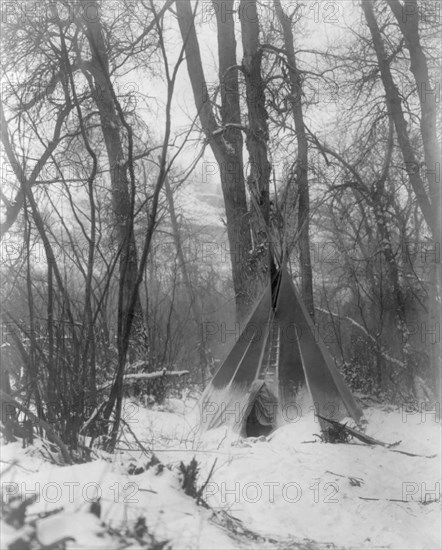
[1,398,441,549]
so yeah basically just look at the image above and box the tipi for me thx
[199,266,363,436]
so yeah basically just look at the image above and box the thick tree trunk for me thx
[386,0,441,399]
[79,2,147,425]
[362,0,441,398]
[239,0,274,290]
[361,0,438,239]
[386,0,441,231]
[80,3,143,349]
[274,0,314,318]
[176,0,254,321]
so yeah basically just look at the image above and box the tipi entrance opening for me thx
[245,382,278,437]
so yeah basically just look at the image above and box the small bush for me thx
[179,457,200,499]
[320,423,351,444]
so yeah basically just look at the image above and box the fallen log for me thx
[317,414,436,458]
[124,370,189,381]
[317,414,397,446]
[97,370,189,390]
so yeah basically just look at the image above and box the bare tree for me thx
[361,0,440,397]
[176,0,263,321]
[273,0,314,317]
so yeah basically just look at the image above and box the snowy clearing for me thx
[1,399,440,549]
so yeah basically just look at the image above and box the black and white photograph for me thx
[0,1,440,548]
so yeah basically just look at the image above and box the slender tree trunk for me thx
[274,0,314,317]
[164,172,208,386]
[372,122,411,389]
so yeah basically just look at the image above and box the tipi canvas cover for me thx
[199,267,363,436]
